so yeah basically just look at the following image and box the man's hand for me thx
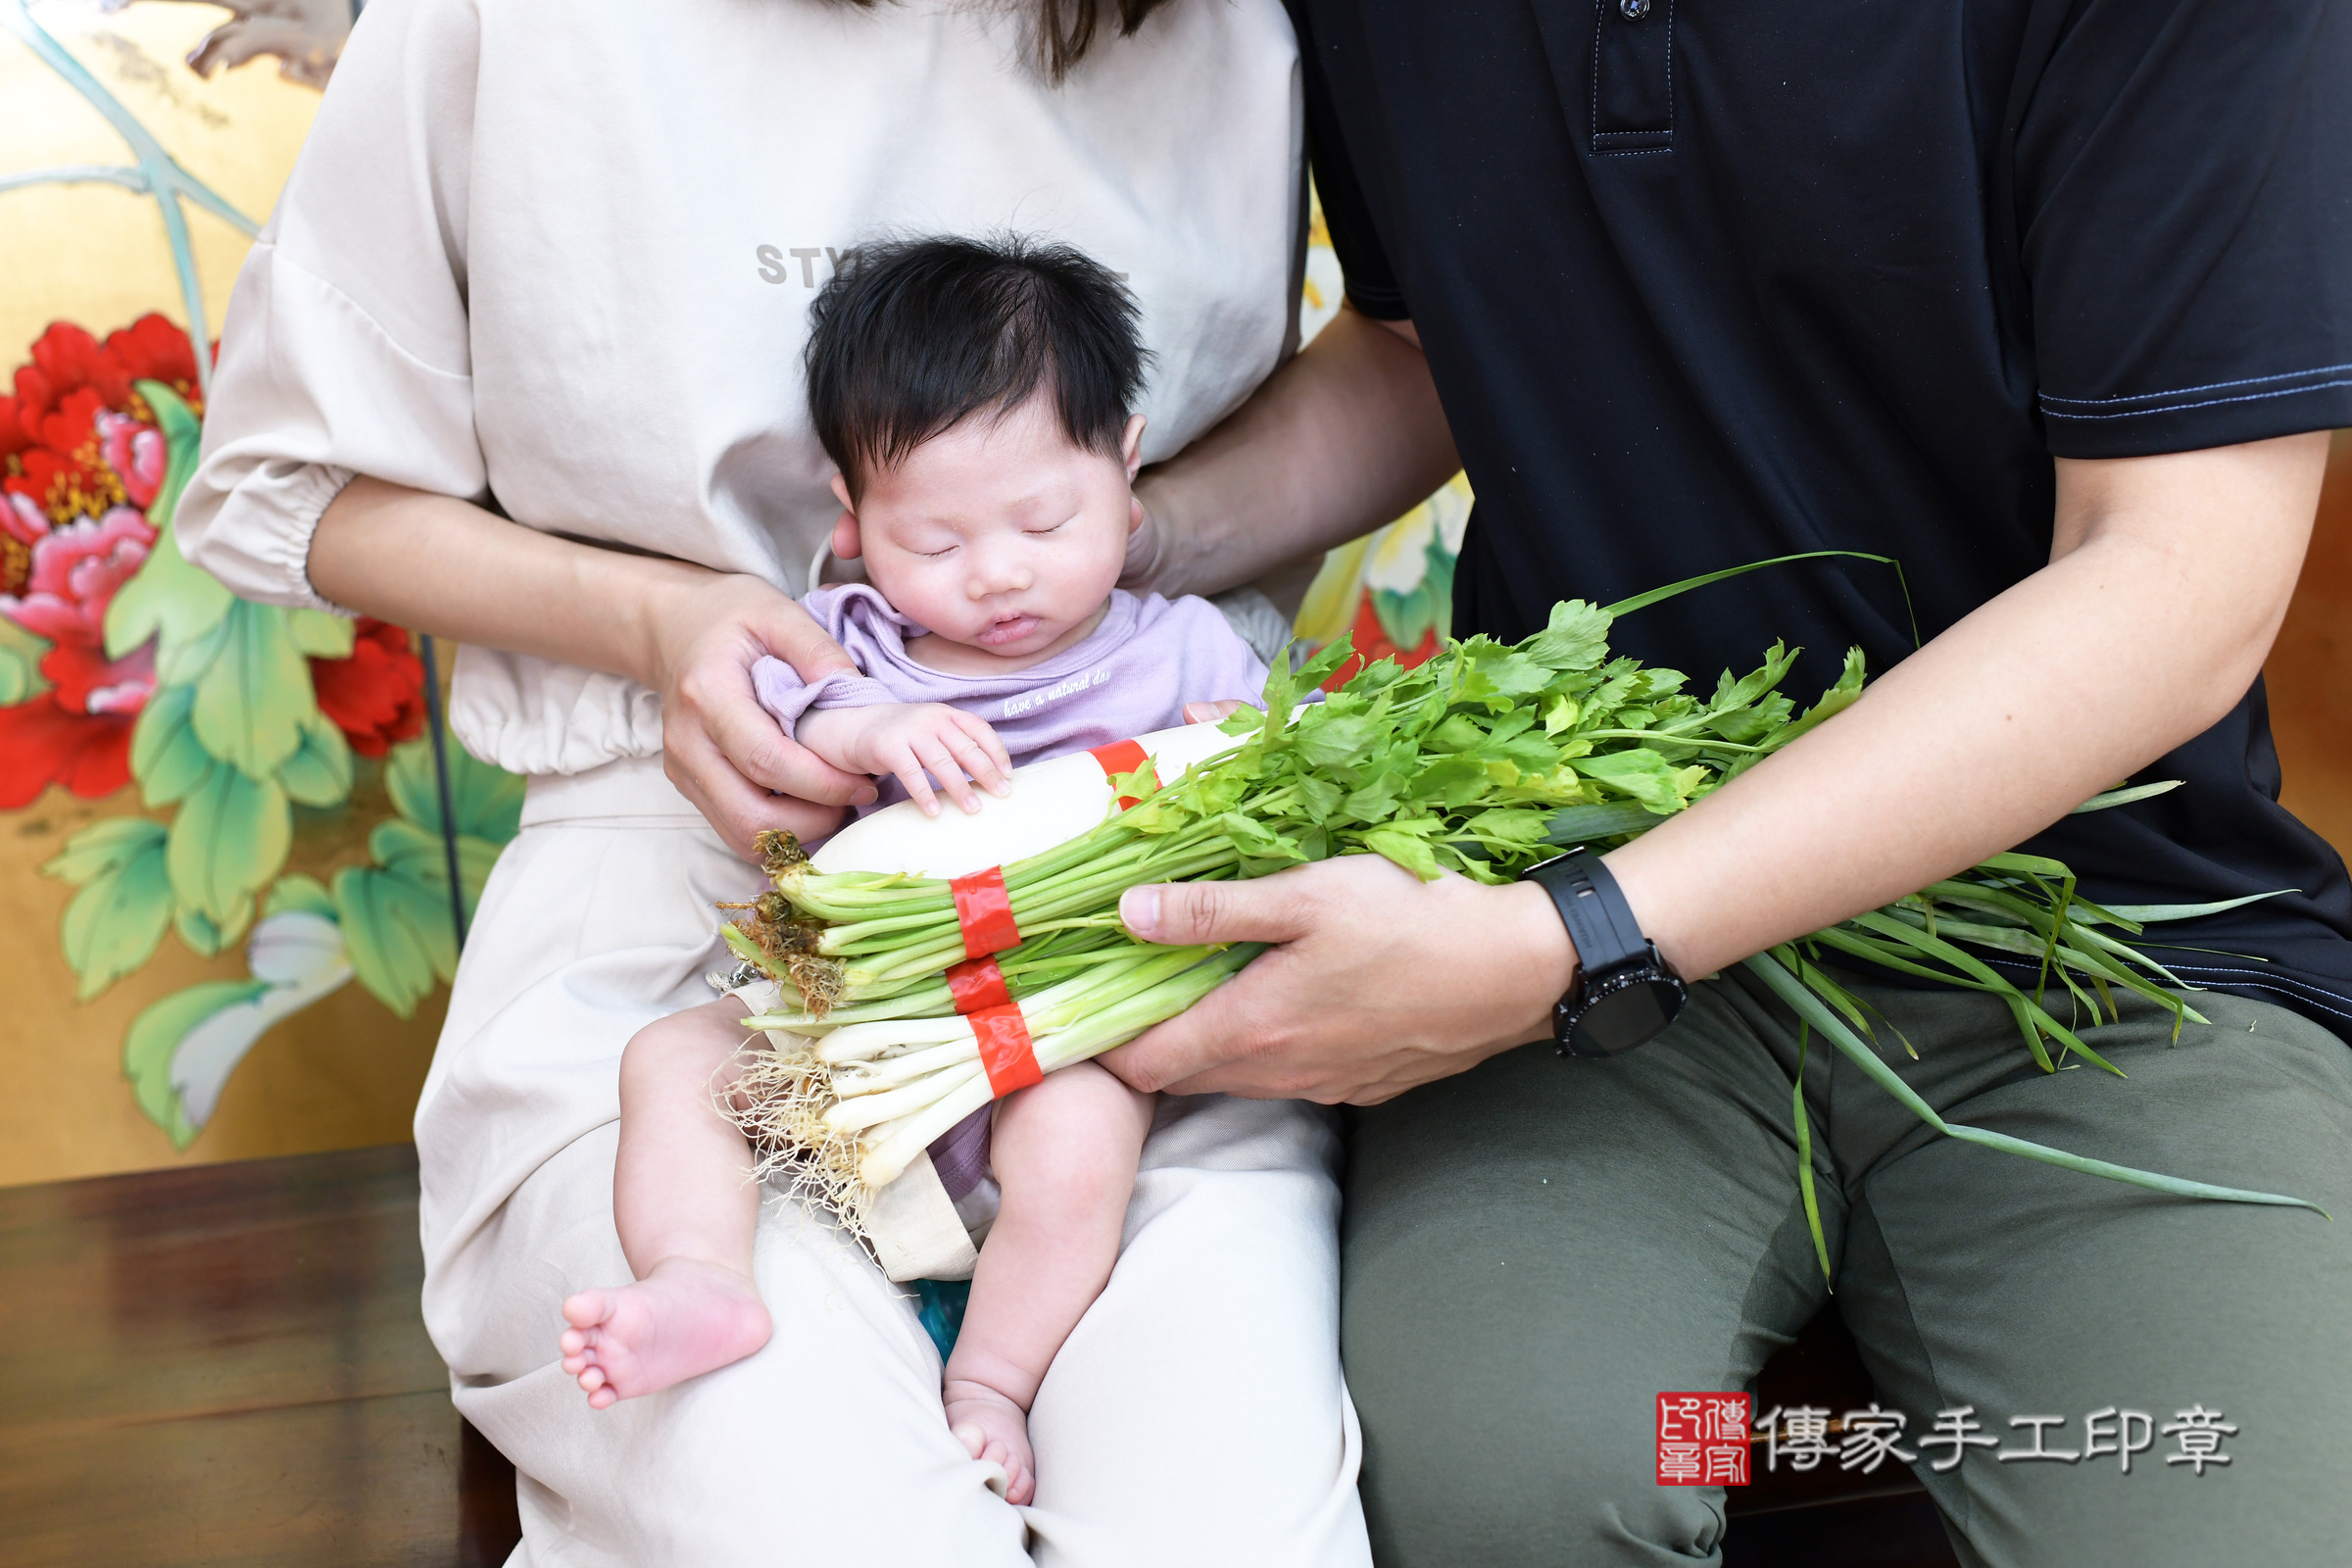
[795,703,1013,817]
[1100,856,1574,1102]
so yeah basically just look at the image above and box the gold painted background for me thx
[3,1,2345,1190]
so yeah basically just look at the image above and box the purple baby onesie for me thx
[750,583,1272,1203]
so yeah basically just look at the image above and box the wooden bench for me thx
[0,1145,1956,1566]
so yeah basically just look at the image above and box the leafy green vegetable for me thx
[729,599,2318,1235]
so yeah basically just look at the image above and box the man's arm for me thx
[1103,431,2331,1102]
[1126,307,1459,599]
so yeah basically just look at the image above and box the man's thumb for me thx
[1120,877,1308,946]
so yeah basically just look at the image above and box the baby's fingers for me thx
[912,733,984,814]
[949,713,1013,797]
[886,747,944,817]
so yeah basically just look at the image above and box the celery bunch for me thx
[725,588,2320,1247]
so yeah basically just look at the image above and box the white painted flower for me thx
[1360,475,1472,595]
[168,910,354,1127]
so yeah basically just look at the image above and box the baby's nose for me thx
[969,558,1034,597]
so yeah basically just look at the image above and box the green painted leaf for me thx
[457,835,506,913]
[287,609,357,659]
[278,710,354,807]
[0,617,49,705]
[154,613,229,686]
[332,861,450,1017]
[50,820,173,1000]
[386,731,524,844]
[191,601,314,777]
[123,980,269,1149]
[264,873,338,921]
[167,763,291,927]
[131,684,211,806]
[41,814,167,884]
[102,435,231,664]
[172,900,251,957]
[133,381,204,533]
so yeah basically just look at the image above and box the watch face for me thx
[1566,974,1687,1057]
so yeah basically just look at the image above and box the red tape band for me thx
[1089,738,1160,810]
[971,1003,1043,1098]
[946,956,1012,1015]
[949,865,1021,959]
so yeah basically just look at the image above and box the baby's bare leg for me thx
[943,1060,1154,1504]
[558,997,772,1408]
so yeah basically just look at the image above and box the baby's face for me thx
[835,396,1143,662]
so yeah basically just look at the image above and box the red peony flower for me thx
[0,315,202,808]
[311,617,428,759]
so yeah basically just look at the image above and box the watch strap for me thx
[1528,849,1649,981]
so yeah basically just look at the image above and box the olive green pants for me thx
[1342,969,2352,1567]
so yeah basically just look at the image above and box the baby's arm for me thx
[797,703,1013,817]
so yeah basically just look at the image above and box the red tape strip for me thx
[971,1003,1042,1097]
[1089,738,1161,810]
[950,865,1021,959]
[946,956,1012,1015]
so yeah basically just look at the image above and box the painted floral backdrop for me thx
[0,0,523,1183]
[2,309,519,1152]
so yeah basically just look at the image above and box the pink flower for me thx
[97,410,166,510]
[1,505,156,650]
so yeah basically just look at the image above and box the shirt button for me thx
[1621,0,1650,16]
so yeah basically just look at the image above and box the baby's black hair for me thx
[806,234,1151,500]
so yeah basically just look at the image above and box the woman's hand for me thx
[308,480,876,861]
[1099,856,1574,1103]
[642,572,877,858]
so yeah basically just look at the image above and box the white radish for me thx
[810,717,1256,879]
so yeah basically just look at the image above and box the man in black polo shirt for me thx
[1114,0,2352,1560]
[1111,0,2352,1561]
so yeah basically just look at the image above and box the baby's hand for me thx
[797,704,1013,816]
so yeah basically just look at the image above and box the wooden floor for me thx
[0,1146,517,1568]
[0,1145,1954,1567]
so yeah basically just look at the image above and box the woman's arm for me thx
[310,477,873,858]
[1126,306,1460,598]
[1102,430,2331,1102]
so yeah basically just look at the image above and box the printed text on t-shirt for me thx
[1001,668,1113,719]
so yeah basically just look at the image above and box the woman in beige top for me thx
[177,0,1448,1560]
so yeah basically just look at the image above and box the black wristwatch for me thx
[1523,849,1687,1058]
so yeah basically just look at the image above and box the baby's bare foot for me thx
[558,1256,770,1409]
[944,1378,1037,1505]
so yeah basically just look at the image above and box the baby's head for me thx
[807,234,1151,660]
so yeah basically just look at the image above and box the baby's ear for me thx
[1120,414,1147,480]
[828,474,863,560]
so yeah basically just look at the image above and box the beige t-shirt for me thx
[180,0,1304,776]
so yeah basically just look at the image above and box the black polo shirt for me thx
[1287,0,2352,1032]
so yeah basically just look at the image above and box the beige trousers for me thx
[413,757,1368,1567]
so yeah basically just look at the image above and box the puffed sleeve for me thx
[177,0,486,612]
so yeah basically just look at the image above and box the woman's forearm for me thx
[1605,432,2331,984]
[1129,307,1459,597]
[309,477,713,689]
